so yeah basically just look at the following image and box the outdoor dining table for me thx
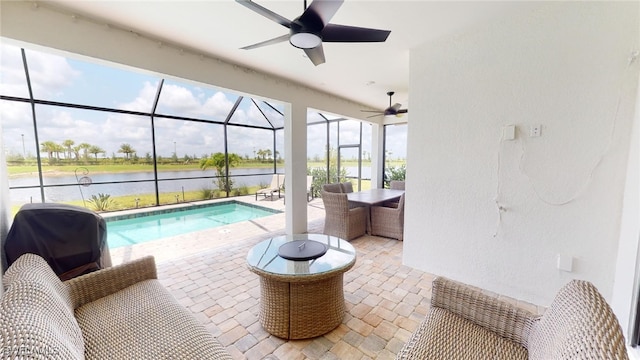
[346,188,404,233]
[346,188,404,206]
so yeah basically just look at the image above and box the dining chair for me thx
[370,193,405,241]
[390,180,405,190]
[340,182,354,193]
[322,183,343,193]
[320,190,367,241]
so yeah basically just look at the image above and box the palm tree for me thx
[52,143,65,160]
[40,141,57,160]
[200,152,242,192]
[88,145,105,160]
[118,143,136,159]
[62,139,75,159]
[77,143,91,160]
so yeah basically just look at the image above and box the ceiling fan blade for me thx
[235,0,292,28]
[397,109,408,114]
[304,45,325,66]
[390,103,402,111]
[300,0,344,26]
[321,24,391,42]
[361,110,384,113]
[241,34,290,50]
[366,113,383,118]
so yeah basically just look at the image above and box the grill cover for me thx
[4,203,110,279]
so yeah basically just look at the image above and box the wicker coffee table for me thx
[246,234,356,339]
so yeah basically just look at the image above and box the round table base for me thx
[258,274,346,339]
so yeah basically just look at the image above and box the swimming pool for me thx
[105,201,280,249]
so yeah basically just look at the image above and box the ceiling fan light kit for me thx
[236,0,391,65]
[290,32,322,49]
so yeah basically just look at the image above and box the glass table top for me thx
[247,234,356,276]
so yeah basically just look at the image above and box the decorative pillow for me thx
[1,253,85,359]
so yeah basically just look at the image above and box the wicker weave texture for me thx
[395,307,528,359]
[258,277,291,338]
[430,277,537,347]
[528,280,629,360]
[396,277,629,360]
[289,275,346,339]
[257,268,351,339]
[66,255,157,309]
[390,181,405,190]
[1,253,85,359]
[75,279,232,359]
[322,183,343,193]
[321,190,367,240]
[2,254,232,360]
[341,182,354,193]
[370,194,405,240]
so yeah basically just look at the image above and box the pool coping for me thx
[102,199,282,222]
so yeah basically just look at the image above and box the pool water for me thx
[105,201,279,249]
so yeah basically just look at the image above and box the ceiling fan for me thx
[362,91,408,118]
[236,0,391,66]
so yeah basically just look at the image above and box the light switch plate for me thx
[503,125,515,141]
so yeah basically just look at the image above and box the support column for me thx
[284,103,308,234]
[370,122,385,189]
[0,122,11,288]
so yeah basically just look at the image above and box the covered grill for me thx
[4,203,111,280]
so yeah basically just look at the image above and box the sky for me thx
[0,42,406,162]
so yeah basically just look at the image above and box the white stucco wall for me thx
[612,73,640,340]
[405,1,640,308]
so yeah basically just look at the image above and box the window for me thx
[1,42,286,213]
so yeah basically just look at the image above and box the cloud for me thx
[155,84,235,119]
[117,81,158,112]
[23,48,81,99]
[0,44,31,97]
[1,44,391,165]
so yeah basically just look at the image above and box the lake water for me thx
[8,166,371,206]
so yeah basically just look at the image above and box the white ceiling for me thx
[43,0,543,111]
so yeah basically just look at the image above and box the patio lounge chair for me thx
[256,174,284,201]
[307,176,314,201]
[320,190,367,241]
[283,176,314,204]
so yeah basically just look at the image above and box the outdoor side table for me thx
[246,234,356,339]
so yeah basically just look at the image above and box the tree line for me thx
[39,140,133,161]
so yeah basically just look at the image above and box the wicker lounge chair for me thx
[371,193,404,240]
[396,276,628,360]
[321,190,367,240]
[256,174,284,200]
